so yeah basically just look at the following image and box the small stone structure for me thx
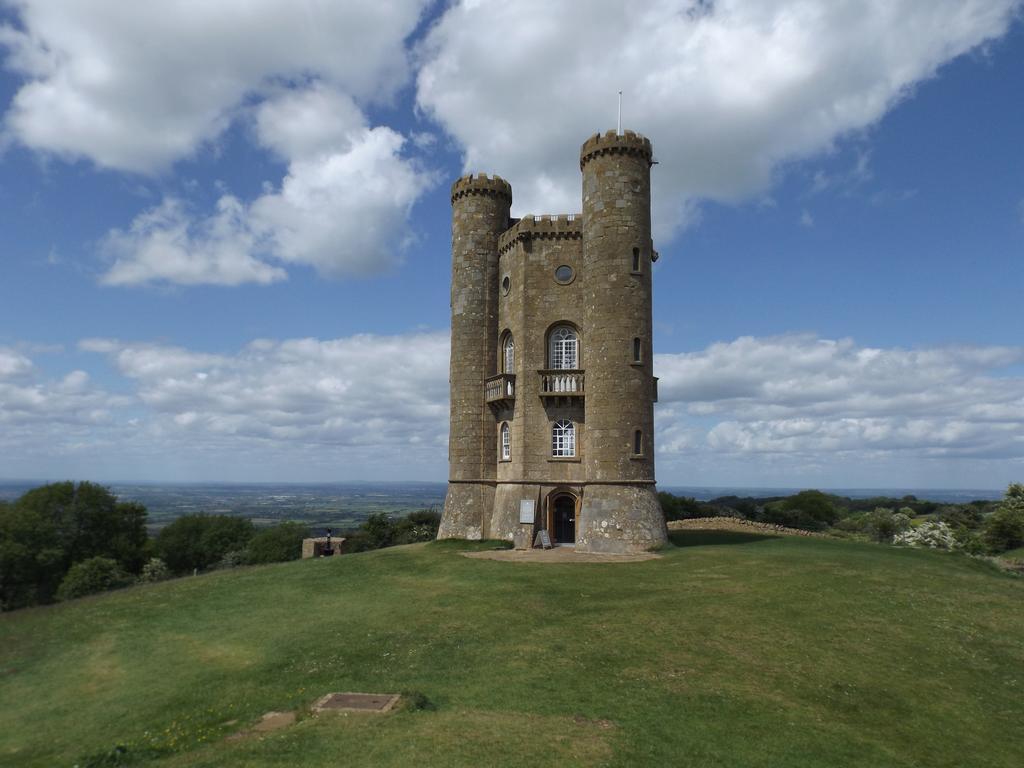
[312,692,400,714]
[301,537,346,558]
[439,130,667,554]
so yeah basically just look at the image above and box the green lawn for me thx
[1,532,1022,767]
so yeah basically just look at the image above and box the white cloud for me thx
[2,3,436,287]
[253,83,365,161]
[654,335,1024,469]
[249,124,433,277]
[81,332,450,452]
[417,0,1021,240]
[5,333,1024,485]
[101,197,285,287]
[98,86,434,286]
[1,0,427,172]
[0,347,33,378]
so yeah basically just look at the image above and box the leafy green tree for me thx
[156,514,254,574]
[362,512,395,549]
[658,493,704,521]
[56,557,132,601]
[763,490,839,530]
[983,483,1024,553]
[14,482,149,574]
[0,501,64,610]
[244,522,309,564]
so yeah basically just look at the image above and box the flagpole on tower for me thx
[617,90,622,135]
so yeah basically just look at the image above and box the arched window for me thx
[633,337,642,363]
[501,422,511,461]
[633,429,643,456]
[503,334,515,373]
[548,326,578,369]
[632,247,641,273]
[552,420,576,457]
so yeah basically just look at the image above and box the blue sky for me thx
[0,0,1022,489]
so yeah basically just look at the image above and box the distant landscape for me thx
[0,481,1004,532]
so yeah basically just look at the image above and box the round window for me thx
[501,275,511,295]
[554,265,574,284]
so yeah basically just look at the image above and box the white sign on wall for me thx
[519,499,536,525]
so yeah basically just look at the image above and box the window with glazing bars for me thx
[501,422,511,460]
[552,420,575,457]
[503,335,515,373]
[548,326,578,369]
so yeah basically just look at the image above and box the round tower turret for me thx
[438,173,512,540]
[577,130,666,552]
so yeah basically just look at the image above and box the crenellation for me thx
[497,213,583,254]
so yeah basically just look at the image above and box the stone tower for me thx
[439,130,667,554]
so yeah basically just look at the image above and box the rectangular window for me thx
[501,424,511,460]
[552,420,576,457]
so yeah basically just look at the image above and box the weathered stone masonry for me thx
[439,130,667,554]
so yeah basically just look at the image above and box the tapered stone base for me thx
[489,483,542,542]
[438,482,494,540]
[576,484,666,554]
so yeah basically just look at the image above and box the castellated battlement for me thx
[497,213,583,254]
[579,129,653,170]
[450,172,513,205]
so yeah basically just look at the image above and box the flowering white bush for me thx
[894,521,958,550]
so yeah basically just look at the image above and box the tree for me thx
[658,493,704,521]
[14,482,149,574]
[56,557,133,601]
[0,501,63,610]
[156,514,254,574]
[983,483,1024,553]
[244,522,308,564]
[763,490,839,530]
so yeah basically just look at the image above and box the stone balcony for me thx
[485,373,516,405]
[538,369,585,398]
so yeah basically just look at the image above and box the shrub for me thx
[894,521,958,550]
[866,507,912,543]
[56,557,133,600]
[983,484,1024,554]
[244,522,308,564]
[393,510,441,545]
[138,558,170,583]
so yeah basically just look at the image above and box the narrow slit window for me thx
[552,420,576,457]
[501,422,511,460]
[634,429,643,456]
[632,247,641,272]
[633,337,642,362]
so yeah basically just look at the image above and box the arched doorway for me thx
[550,494,577,545]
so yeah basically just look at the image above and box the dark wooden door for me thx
[553,496,576,544]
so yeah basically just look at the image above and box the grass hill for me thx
[1,531,1022,767]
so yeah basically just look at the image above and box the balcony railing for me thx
[538,369,585,398]
[485,373,516,404]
